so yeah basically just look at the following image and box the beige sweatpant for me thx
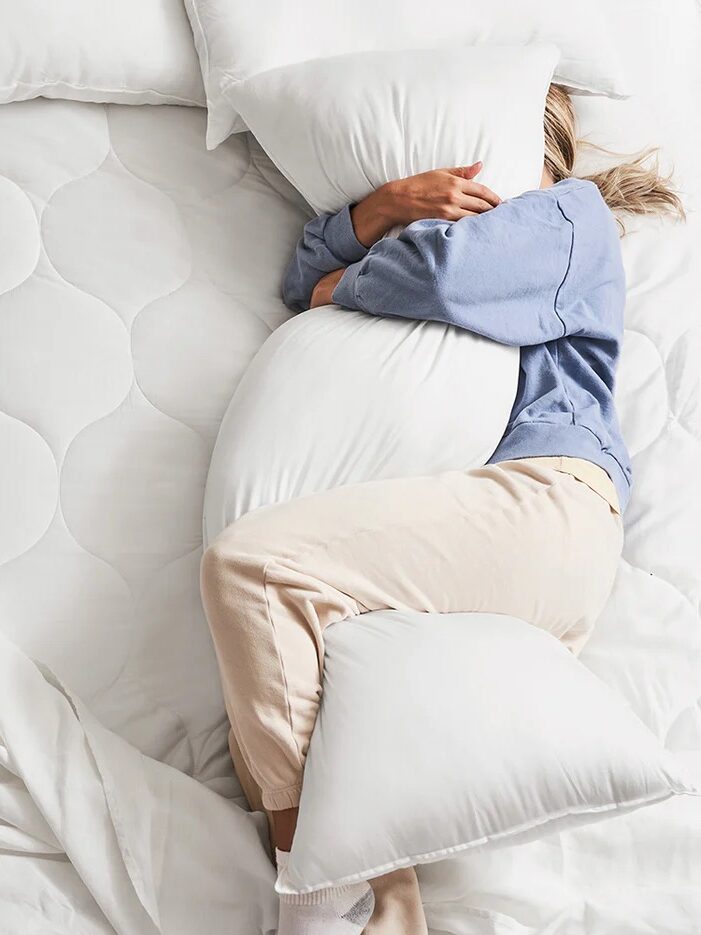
[200,456,624,813]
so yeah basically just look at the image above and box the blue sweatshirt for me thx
[282,178,632,512]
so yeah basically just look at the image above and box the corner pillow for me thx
[183,0,629,147]
[203,308,518,545]
[0,0,205,107]
[275,610,700,894]
[227,44,558,214]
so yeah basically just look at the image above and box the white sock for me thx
[275,848,375,934]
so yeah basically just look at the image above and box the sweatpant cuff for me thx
[262,783,302,811]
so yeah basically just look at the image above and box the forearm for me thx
[282,163,502,313]
[281,205,369,312]
[349,183,403,247]
[333,222,456,326]
[332,207,571,347]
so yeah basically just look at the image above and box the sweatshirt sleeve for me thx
[281,204,370,313]
[331,193,576,347]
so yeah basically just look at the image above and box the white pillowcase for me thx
[203,308,518,546]
[184,0,629,147]
[275,610,699,895]
[228,45,558,214]
[0,0,205,107]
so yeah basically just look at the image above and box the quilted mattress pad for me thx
[0,92,700,930]
[0,99,310,791]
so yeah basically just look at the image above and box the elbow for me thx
[429,271,461,326]
[280,284,297,313]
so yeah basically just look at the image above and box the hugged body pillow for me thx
[203,44,553,542]
[203,308,518,545]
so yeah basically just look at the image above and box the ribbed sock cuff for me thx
[276,848,369,906]
[279,884,369,906]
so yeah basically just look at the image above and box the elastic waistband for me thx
[487,422,630,513]
[518,456,621,515]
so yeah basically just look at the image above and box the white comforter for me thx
[1,5,700,930]
[0,630,278,935]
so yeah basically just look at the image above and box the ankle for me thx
[272,806,299,852]
[368,866,419,896]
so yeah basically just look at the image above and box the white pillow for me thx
[202,44,542,541]
[0,0,205,107]
[183,0,629,147]
[275,610,700,895]
[203,308,518,546]
[228,45,558,213]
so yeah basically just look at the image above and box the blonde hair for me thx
[543,83,685,233]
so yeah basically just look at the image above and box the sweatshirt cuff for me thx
[332,260,365,310]
[324,204,369,264]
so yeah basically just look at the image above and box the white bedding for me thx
[1,9,701,931]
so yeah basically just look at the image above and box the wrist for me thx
[374,181,404,226]
[351,183,403,247]
[310,267,345,309]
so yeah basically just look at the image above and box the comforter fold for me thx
[0,630,278,935]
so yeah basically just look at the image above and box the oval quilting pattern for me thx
[0,98,698,803]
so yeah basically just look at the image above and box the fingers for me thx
[460,195,499,214]
[459,180,501,207]
[449,161,482,180]
[446,166,502,207]
[443,208,478,221]
[440,191,498,222]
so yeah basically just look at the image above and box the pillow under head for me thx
[183,0,629,147]
[0,0,205,107]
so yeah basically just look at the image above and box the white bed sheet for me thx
[1,3,700,929]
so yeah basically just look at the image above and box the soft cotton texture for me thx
[203,43,559,543]
[201,456,625,818]
[0,0,205,106]
[275,847,374,933]
[276,611,699,894]
[227,45,558,212]
[292,180,632,512]
[0,628,280,934]
[0,4,700,924]
[202,306,518,546]
[184,0,629,146]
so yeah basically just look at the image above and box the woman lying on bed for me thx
[200,84,684,935]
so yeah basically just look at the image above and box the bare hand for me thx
[386,162,501,225]
[310,268,345,308]
[350,162,501,247]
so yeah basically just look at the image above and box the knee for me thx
[200,525,258,599]
[200,537,229,597]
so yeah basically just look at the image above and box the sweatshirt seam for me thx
[555,341,575,427]
[552,203,575,337]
